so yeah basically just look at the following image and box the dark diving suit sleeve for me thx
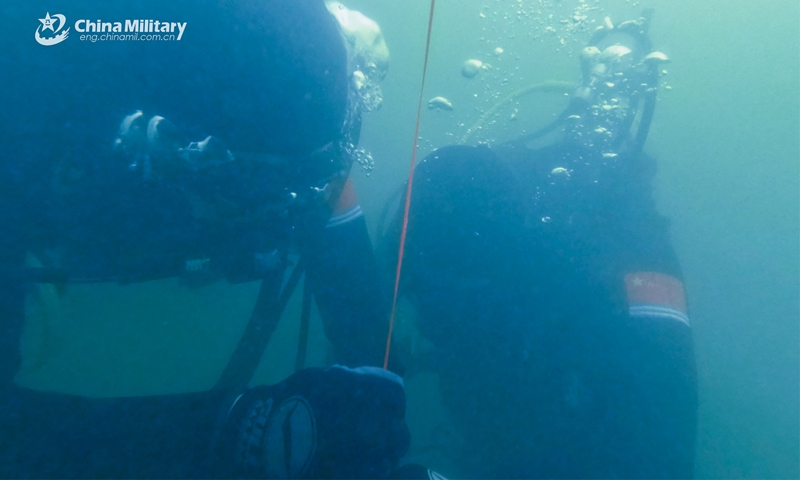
[607,174,698,479]
[302,180,389,369]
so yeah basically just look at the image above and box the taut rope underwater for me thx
[384,0,437,370]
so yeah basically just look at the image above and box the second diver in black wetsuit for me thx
[382,15,697,479]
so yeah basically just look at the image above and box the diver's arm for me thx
[618,274,697,478]
[613,193,698,479]
[302,179,389,369]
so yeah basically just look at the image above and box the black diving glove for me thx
[219,365,409,479]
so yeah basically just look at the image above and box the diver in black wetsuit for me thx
[0,1,425,478]
[382,15,697,479]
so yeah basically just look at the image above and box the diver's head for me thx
[107,2,389,221]
[566,12,669,157]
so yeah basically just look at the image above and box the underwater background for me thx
[15,0,798,478]
[345,0,800,477]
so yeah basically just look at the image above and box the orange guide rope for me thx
[384,0,436,370]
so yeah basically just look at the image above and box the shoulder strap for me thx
[213,258,306,392]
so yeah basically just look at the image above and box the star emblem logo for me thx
[34,12,69,46]
[632,276,643,287]
[39,12,56,32]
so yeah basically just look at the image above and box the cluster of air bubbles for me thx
[345,142,375,176]
[476,0,603,51]
[561,1,598,37]
[592,96,629,121]
[458,0,617,145]
[563,92,630,156]
[547,166,572,189]
[353,71,384,113]
[659,69,672,91]
[422,0,650,148]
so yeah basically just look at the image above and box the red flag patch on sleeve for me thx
[625,272,690,326]
[326,179,363,228]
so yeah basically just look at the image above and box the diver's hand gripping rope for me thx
[383,0,436,370]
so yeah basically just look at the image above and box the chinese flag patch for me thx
[625,272,689,326]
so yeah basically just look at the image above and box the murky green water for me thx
[15,1,798,477]
[345,0,799,477]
